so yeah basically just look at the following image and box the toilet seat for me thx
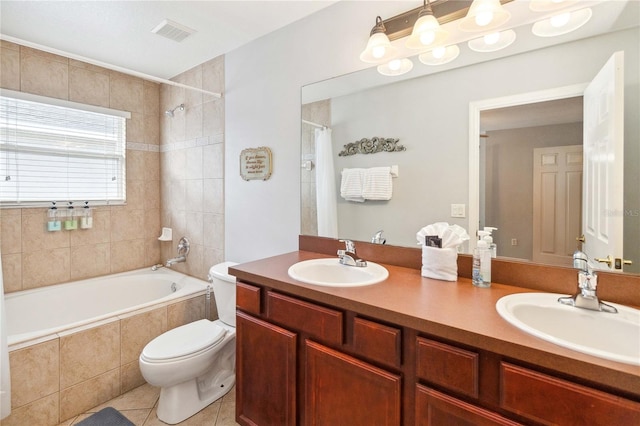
[142,319,226,361]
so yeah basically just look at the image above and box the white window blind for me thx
[0,90,129,206]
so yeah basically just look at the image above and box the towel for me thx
[416,222,470,249]
[422,246,458,281]
[340,168,365,202]
[362,167,392,200]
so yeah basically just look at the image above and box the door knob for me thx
[576,235,585,243]
[594,255,613,268]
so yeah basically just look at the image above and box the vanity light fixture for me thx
[405,0,449,50]
[459,0,511,32]
[468,29,516,52]
[532,7,592,37]
[529,0,578,13]
[359,16,398,64]
[419,44,460,66]
[377,58,414,76]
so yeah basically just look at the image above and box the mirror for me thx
[301,1,639,274]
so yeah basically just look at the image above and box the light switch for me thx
[451,204,466,218]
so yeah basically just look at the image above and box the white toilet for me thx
[139,261,238,424]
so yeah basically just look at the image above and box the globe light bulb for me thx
[550,12,571,28]
[484,32,500,45]
[420,30,436,46]
[388,59,402,71]
[475,10,494,27]
[372,45,386,59]
[433,46,446,59]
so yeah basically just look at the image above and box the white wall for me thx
[225,1,639,264]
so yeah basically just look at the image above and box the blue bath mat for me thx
[76,407,134,426]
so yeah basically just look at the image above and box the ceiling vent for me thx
[151,19,196,42]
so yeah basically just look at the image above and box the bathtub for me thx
[5,267,209,346]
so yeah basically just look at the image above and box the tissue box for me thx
[421,246,458,281]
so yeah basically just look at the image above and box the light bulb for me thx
[388,59,402,71]
[432,46,446,59]
[420,31,436,46]
[550,12,571,28]
[475,10,494,27]
[483,32,500,45]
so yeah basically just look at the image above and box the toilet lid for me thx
[142,319,227,361]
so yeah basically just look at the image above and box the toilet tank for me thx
[208,261,238,327]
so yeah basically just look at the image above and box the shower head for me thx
[164,103,185,117]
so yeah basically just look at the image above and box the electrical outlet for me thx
[451,204,466,218]
[511,238,518,246]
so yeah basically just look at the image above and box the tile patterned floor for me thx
[59,384,239,426]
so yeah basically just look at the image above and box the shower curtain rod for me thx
[1,35,222,98]
[302,119,328,129]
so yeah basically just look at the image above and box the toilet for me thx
[139,261,238,424]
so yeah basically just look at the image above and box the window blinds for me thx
[0,90,128,206]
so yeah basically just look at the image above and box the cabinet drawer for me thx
[416,385,522,426]
[267,291,343,346]
[500,362,640,425]
[236,281,261,315]
[353,316,401,368]
[416,337,479,399]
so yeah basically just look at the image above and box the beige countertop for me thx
[230,250,640,398]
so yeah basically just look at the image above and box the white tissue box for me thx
[421,246,458,281]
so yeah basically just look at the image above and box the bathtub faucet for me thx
[164,236,190,268]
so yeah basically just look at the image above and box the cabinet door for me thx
[416,385,522,426]
[305,340,401,426]
[236,311,297,426]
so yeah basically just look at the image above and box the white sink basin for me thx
[287,258,388,287]
[496,293,640,365]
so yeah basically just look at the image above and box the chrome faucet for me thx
[558,250,617,313]
[337,239,367,267]
[165,236,190,268]
[371,230,386,244]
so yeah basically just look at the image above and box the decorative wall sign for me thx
[240,147,273,181]
[338,137,406,156]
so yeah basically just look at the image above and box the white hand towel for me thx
[362,167,392,200]
[340,168,365,202]
[421,246,458,281]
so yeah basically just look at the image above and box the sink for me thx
[496,293,640,365]
[287,258,388,287]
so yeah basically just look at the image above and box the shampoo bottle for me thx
[483,227,498,258]
[472,231,492,288]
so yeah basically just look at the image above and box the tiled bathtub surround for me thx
[3,293,211,426]
[0,40,162,293]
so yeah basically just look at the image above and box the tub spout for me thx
[165,256,186,267]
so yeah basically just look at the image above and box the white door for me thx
[583,52,625,271]
[533,146,583,267]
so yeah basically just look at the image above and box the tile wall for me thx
[159,57,225,280]
[0,40,162,293]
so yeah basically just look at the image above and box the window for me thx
[0,89,130,206]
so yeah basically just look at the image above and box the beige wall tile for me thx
[1,253,22,293]
[185,181,204,214]
[143,81,160,117]
[70,243,111,280]
[202,56,224,99]
[0,45,20,90]
[143,151,160,181]
[203,143,224,179]
[120,307,167,364]
[109,75,143,113]
[203,98,224,137]
[69,65,109,107]
[125,179,145,210]
[120,360,146,394]
[9,339,59,408]
[144,112,160,145]
[126,149,145,181]
[182,65,203,107]
[185,146,203,180]
[21,209,69,252]
[185,104,204,140]
[22,248,70,289]
[20,51,68,99]
[184,243,205,281]
[144,208,161,239]
[203,179,224,214]
[59,368,120,422]
[203,213,224,250]
[145,238,161,266]
[59,321,120,389]
[167,296,205,329]
[1,209,22,254]
[0,393,59,426]
[110,208,145,242]
[144,180,161,210]
[69,209,111,246]
[126,112,144,143]
[110,239,146,272]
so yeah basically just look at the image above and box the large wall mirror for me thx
[301,0,639,274]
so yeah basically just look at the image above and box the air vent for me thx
[151,19,196,42]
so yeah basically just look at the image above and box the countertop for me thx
[230,250,640,398]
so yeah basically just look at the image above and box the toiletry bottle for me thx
[80,201,93,229]
[64,202,78,230]
[47,201,61,232]
[483,227,498,258]
[472,231,492,288]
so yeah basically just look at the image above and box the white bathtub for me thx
[5,267,209,346]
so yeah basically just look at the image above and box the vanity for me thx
[230,236,640,426]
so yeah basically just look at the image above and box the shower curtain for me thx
[0,255,10,420]
[315,127,338,238]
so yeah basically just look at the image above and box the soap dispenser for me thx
[473,231,492,288]
[80,201,93,229]
[64,201,78,230]
[47,201,61,232]
[483,227,498,258]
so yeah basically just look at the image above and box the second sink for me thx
[288,258,388,287]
